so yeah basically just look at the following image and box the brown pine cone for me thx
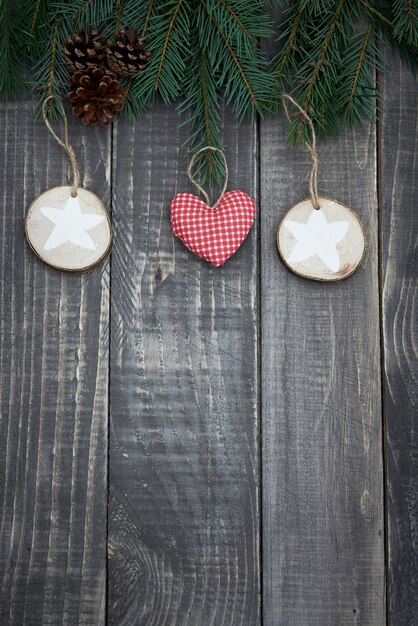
[62,27,106,72]
[67,67,126,126]
[106,26,151,77]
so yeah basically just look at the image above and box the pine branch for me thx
[180,52,224,182]
[217,0,252,39]
[271,0,398,142]
[337,24,380,126]
[57,0,118,38]
[123,0,190,109]
[154,0,185,92]
[274,8,303,80]
[0,0,19,97]
[2,0,415,183]
[47,19,59,98]
[209,13,258,110]
[392,0,418,44]
[28,0,43,52]
[348,24,373,108]
[141,0,154,37]
[75,0,95,19]
[363,1,418,71]
[115,0,126,33]
[302,0,348,113]
[114,0,152,40]
[362,2,392,27]
[176,0,274,180]
[206,2,274,119]
[14,0,47,59]
[200,59,219,147]
[27,6,70,119]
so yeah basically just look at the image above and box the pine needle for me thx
[2,0,416,180]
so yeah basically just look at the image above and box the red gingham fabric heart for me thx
[170,190,256,267]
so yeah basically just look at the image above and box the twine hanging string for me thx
[281,94,320,210]
[42,96,80,197]
[187,146,228,209]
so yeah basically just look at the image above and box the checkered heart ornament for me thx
[170,147,256,266]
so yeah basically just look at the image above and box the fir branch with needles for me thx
[0,0,417,178]
[272,0,417,142]
[392,0,418,44]
[180,52,224,183]
[0,0,20,97]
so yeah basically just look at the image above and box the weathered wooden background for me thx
[0,49,416,625]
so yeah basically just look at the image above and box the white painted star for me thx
[284,209,349,272]
[40,195,105,251]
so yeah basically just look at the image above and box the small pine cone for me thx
[62,27,106,72]
[106,26,151,77]
[67,67,126,126]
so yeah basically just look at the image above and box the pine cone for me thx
[106,27,151,77]
[62,27,106,72]
[67,67,126,126]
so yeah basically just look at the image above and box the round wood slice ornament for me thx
[277,95,366,282]
[25,96,112,272]
[277,197,365,281]
[25,186,112,272]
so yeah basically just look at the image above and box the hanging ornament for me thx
[25,96,112,272]
[276,95,366,282]
[170,147,256,267]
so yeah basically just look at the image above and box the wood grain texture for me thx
[260,115,385,624]
[379,52,418,625]
[0,102,109,625]
[108,104,259,625]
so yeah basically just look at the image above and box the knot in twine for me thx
[42,96,80,197]
[281,94,320,210]
[187,146,228,209]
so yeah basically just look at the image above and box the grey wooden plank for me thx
[0,101,110,625]
[260,115,385,623]
[379,51,418,625]
[108,104,259,625]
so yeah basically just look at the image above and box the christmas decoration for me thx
[276,95,365,281]
[62,27,106,72]
[170,147,255,266]
[0,2,416,181]
[106,27,151,77]
[274,1,417,143]
[67,67,126,126]
[277,199,365,281]
[25,97,112,272]
[1,0,275,180]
